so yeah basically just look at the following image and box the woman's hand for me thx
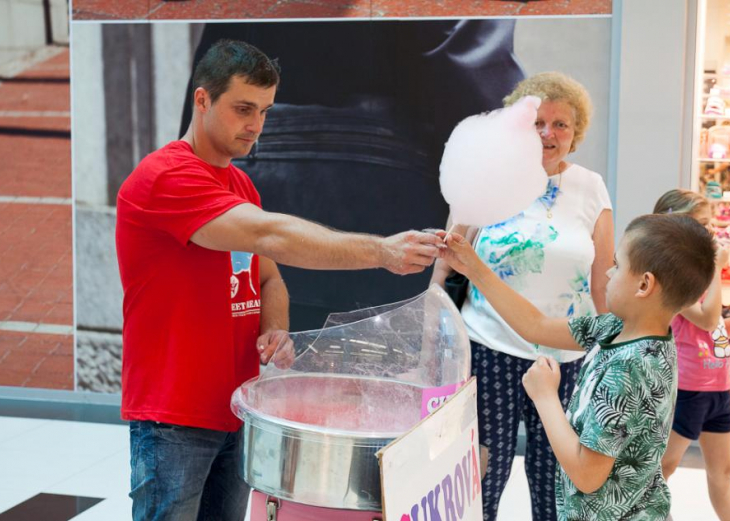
[441,232,482,278]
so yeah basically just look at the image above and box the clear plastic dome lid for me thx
[231,284,471,437]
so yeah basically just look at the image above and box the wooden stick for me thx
[444,222,457,242]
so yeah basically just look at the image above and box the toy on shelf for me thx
[710,143,728,159]
[705,87,726,116]
[708,124,730,159]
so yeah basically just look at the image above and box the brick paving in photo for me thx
[72,0,612,21]
[0,48,73,390]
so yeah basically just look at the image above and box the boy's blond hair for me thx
[653,188,709,218]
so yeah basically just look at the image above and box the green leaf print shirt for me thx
[557,314,677,521]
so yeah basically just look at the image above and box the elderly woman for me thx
[431,72,614,521]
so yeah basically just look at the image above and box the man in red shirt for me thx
[116,40,443,521]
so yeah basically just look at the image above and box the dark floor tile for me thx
[0,494,104,520]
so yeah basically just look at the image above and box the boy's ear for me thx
[635,272,657,299]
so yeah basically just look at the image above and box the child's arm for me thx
[523,357,615,493]
[443,233,583,351]
[429,217,476,287]
[680,245,729,331]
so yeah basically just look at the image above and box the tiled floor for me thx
[0,416,720,520]
[71,0,612,21]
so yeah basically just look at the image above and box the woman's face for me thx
[535,100,576,174]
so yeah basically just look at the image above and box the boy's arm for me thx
[443,233,583,351]
[524,357,616,493]
[680,245,728,331]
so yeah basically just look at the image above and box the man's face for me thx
[202,75,276,160]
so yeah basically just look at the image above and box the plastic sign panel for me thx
[378,377,482,521]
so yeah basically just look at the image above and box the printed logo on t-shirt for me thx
[231,251,256,299]
[713,322,730,359]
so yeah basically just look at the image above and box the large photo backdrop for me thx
[72,16,611,392]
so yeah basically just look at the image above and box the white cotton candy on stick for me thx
[440,95,548,227]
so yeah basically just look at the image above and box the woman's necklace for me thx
[540,163,565,219]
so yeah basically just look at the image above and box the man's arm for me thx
[443,233,582,351]
[523,357,615,493]
[256,256,291,365]
[191,203,443,275]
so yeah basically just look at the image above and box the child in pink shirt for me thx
[656,189,730,519]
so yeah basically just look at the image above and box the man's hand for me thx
[256,329,295,368]
[522,356,561,403]
[380,230,445,275]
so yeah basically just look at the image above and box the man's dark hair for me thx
[192,39,280,106]
[625,214,716,312]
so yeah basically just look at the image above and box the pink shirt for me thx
[672,314,730,392]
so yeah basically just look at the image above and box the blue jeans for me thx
[129,421,249,521]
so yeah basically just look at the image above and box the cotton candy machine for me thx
[231,285,471,512]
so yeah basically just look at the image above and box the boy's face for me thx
[604,233,642,317]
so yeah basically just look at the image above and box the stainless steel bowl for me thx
[237,373,425,510]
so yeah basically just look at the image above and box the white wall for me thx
[152,24,192,148]
[72,23,107,208]
[611,0,694,235]
[0,0,68,49]
[72,24,194,207]
[51,0,68,45]
[515,16,612,179]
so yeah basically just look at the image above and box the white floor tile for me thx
[497,456,533,520]
[0,447,105,491]
[0,416,50,443]
[47,449,130,499]
[0,488,39,514]
[669,466,718,520]
[0,419,128,459]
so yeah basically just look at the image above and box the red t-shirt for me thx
[116,140,262,431]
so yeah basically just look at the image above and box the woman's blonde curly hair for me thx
[503,71,593,154]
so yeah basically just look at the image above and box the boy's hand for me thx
[522,356,561,403]
[440,232,482,278]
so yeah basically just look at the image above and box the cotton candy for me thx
[440,95,548,227]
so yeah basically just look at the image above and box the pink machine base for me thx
[250,490,383,521]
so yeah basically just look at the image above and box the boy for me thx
[442,214,716,520]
